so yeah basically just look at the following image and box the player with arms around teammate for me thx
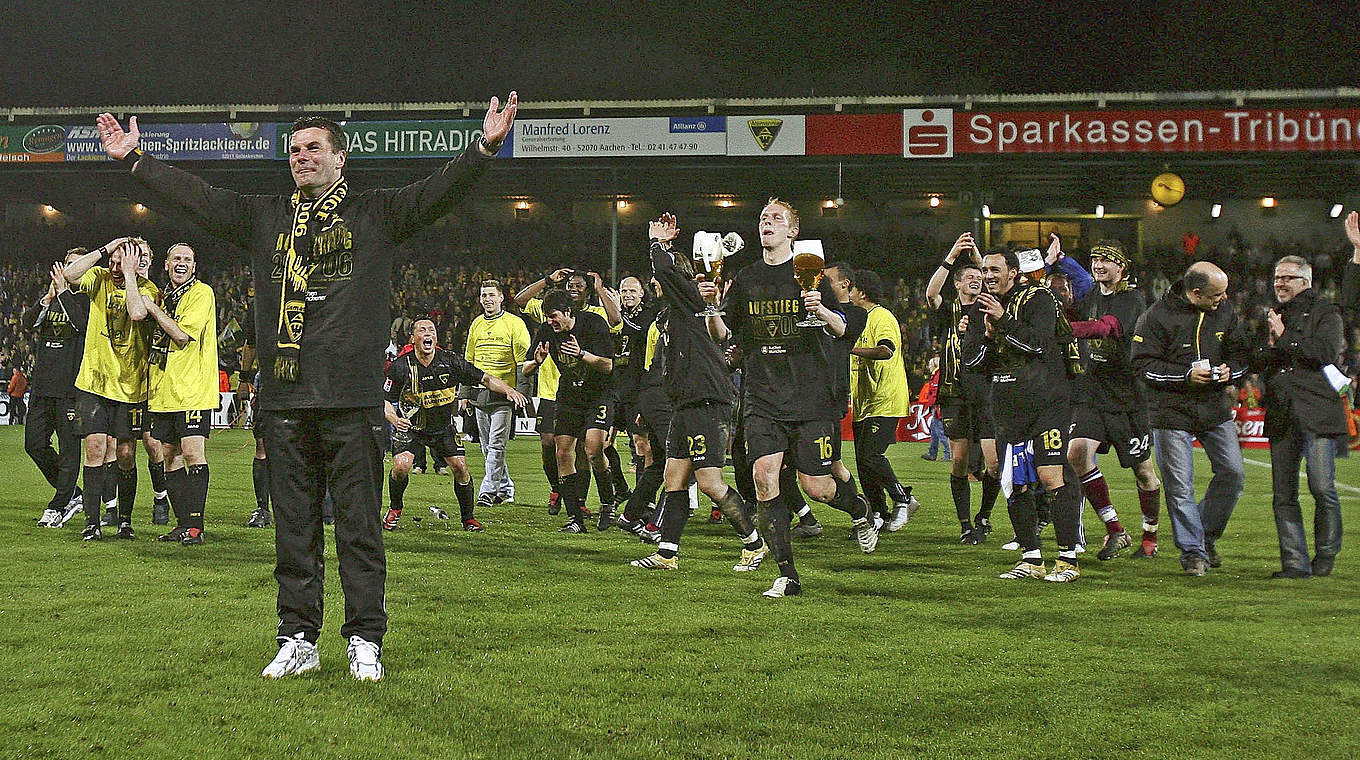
[386,318,527,532]
[63,238,161,541]
[925,233,1002,544]
[629,214,768,572]
[700,199,878,599]
[126,244,218,545]
[962,248,1083,582]
[1065,241,1162,560]
[522,290,615,533]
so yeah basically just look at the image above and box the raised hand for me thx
[96,113,140,160]
[975,292,1004,319]
[1045,232,1063,265]
[649,213,680,244]
[534,341,550,363]
[1345,211,1360,257]
[947,232,974,263]
[50,262,68,295]
[481,91,518,151]
[560,335,581,357]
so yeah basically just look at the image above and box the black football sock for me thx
[103,461,118,507]
[148,460,167,501]
[623,460,664,521]
[82,464,104,525]
[165,467,191,527]
[560,472,584,519]
[604,445,628,494]
[389,472,408,512]
[657,490,690,558]
[756,498,796,581]
[732,442,756,504]
[827,475,868,520]
[185,463,209,530]
[716,487,762,550]
[978,472,1001,521]
[593,463,616,508]
[252,458,270,512]
[951,475,972,528]
[1047,483,1082,550]
[116,465,137,523]
[1007,489,1041,553]
[577,462,592,507]
[455,479,476,522]
[541,445,559,491]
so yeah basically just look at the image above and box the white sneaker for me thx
[886,495,919,532]
[347,635,384,682]
[1001,536,1021,551]
[852,517,879,554]
[733,544,768,572]
[262,633,319,679]
[762,576,801,598]
[37,509,62,527]
[58,497,84,527]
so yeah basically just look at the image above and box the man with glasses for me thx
[1251,256,1346,578]
[1131,262,1249,577]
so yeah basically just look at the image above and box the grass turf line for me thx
[2,427,1359,759]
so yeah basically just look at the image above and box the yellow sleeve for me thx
[643,322,661,371]
[512,315,531,363]
[523,298,543,322]
[867,309,898,351]
[138,276,162,303]
[175,285,214,343]
[464,318,481,364]
[78,267,104,296]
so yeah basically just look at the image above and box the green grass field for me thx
[3,426,1359,759]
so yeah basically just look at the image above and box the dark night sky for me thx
[1,1,1355,108]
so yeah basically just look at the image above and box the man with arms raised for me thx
[387,318,526,532]
[126,243,217,545]
[629,214,768,571]
[925,233,1001,544]
[700,199,877,599]
[97,92,516,680]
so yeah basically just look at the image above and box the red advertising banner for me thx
[903,107,1360,157]
[806,113,901,155]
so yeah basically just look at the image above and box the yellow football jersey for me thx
[465,311,531,387]
[851,305,910,421]
[148,281,219,413]
[75,267,162,403]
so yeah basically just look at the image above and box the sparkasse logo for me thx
[903,109,953,158]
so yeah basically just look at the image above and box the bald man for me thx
[1131,262,1249,577]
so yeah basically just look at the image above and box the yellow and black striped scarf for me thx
[275,178,348,382]
[149,277,195,369]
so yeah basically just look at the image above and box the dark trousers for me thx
[261,407,387,645]
[853,416,903,512]
[25,395,81,509]
[1270,426,1343,572]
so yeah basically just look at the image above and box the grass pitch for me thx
[2,427,1359,759]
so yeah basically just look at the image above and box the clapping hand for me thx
[1045,232,1063,266]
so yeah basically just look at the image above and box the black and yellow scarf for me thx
[150,277,195,369]
[275,178,349,382]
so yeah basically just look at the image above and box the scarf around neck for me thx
[275,177,349,382]
[150,277,196,369]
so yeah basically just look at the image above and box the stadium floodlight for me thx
[980,204,991,218]
[515,200,530,210]
[1330,203,1344,218]
[1261,196,1276,208]
[617,200,628,210]
[1095,204,1105,218]
[1210,203,1222,218]
[928,196,941,208]
[133,203,147,213]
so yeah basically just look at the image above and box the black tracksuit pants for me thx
[262,407,387,646]
[25,395,81,510]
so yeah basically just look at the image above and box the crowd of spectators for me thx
[3,218,1360,416]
